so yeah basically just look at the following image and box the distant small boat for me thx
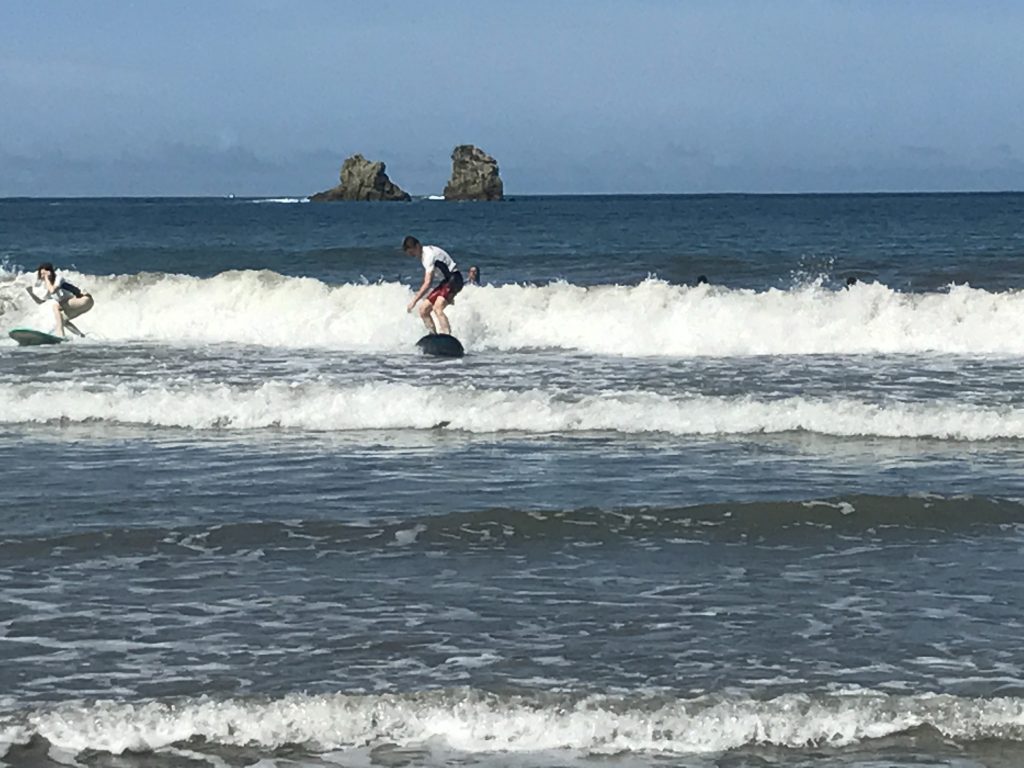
[426,195,445,201]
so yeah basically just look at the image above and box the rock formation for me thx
[443,145,503,201]
[311,154,410,202]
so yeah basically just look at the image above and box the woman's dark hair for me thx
[37,262,56,279]
[468,265,481,284]
[402,236,420,251]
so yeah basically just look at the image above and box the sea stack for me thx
[310,154,411,202]
[443,145,503,201]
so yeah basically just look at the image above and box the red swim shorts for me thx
[427,280,461,304]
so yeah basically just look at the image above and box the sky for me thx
[1,0,1023,196]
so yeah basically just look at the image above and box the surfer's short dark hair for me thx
[402,236,420,251]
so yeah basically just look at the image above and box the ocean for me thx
[1,193,1023,767]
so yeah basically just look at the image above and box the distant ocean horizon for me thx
[5,188,1024,199]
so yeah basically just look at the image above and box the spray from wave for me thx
[4,269,1024,356]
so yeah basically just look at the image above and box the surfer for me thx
[467,265,481,285]
[404,236,464,335]
[26,263,94,338]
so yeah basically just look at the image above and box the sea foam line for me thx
[1,381,1023,439]
[1,690,1022,757]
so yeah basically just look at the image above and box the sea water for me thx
[0,194,1023,767]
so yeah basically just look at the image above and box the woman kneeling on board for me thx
[404,236,464,335]
[26,263,94,338]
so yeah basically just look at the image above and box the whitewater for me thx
[3,379,1024,440]
[5,267,1024,356]
[3,690,1023,759]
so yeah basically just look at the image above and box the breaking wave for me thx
[1,379,1024,439]
[247,197,310,204]
[4,269,1024,356]
[2,689,1022,759]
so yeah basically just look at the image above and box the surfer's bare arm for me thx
[407,271,433,313]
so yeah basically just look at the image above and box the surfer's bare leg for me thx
[60,295,92,338]
[432,297,451,335]
[417,300,437,334]
[63,295,94,320]
[51,302,65,337]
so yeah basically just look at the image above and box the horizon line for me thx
[2,189,1024,201]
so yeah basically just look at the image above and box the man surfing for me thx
[404,236,464,335]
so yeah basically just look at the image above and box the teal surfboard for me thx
[8,328,65,346]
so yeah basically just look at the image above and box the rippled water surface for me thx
[1,195,1024,766]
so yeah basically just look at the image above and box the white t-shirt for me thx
[421,245,458,281]
[35,272,77,303]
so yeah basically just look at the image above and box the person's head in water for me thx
[467,265,480,285]
[36,262,56,282]
[696,275,709,285]
[402,235,423,260]
[846,276,858,286]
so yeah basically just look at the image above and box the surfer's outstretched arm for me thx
[406,271,432,314]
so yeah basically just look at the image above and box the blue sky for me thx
[2,1,1022,195]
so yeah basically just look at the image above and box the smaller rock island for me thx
[443,145,504,201]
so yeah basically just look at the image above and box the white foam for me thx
[2,270,415,350]
[0,381,1023,439]
[5,270,1024,356]
[249,197,309,204]
[1,691,1022,757]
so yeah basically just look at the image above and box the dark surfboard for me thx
[416,334,465,358]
